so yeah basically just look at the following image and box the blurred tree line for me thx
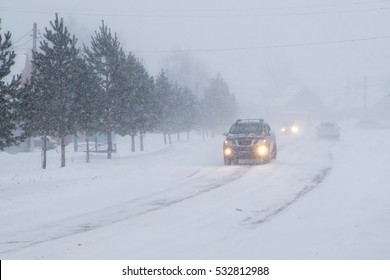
[0,15,237,168]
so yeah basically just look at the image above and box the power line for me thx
[12,29,32,44]
[129,35,390,53]
[9,33,390,53]
[2,0,390,13]
[10,38,33,50]
[2,3,390,18]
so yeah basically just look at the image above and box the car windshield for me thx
[229,123,263,134]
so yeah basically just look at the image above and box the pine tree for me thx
[73,57,103,162]
[202,73,237,133]
[134,62,155,151]
[165,84,198,141]
[18,56,54,169]
[177,86,198,140]
[0,22,21,150]
[84,22,125,159]
[20,14,81,168]
[154,70,176,144]
[113,53,139,152]
[18,82,52,169]
[115,53,154,152]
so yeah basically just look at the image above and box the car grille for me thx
[232,146,256,159]
[237,139,254,146]
[235,146,252,152]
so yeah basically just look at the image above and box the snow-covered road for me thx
[1,121,389,259]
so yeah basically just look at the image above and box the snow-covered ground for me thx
[0,121,389,259]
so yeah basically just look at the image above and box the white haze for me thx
[2,0,390,118]
[1,0,390,261]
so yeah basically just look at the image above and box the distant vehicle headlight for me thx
[257,145,268,156]
[291,125,299,133]
[224,147,232,156]
[224,140,233,145]
[281,127,286,132]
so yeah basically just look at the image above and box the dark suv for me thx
[223,119,277,165]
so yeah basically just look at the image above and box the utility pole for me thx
[27,23,38,153]
[32,22,37,52]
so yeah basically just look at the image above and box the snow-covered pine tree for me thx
[21,14,81,168]
[202,73,237,133]
[169,82,185,140]
[73,57,103,163]
[83,22,125,159]
[0,22,21,150]
[154,70,176,144]
[167,84,197,141]
[18,81,52,169]
[132,59,155,151]
[115,53,154,152]
[177,86,198,140]
[113,53,139,152]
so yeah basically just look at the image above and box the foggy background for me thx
[2,0,390,121]
[2,1,390,261]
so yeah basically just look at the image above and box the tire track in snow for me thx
[240,138,337,227]
[246,167,332,226]
[0,166,251,255]
[0,137,320,256]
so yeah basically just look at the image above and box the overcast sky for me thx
[2,0,390,114]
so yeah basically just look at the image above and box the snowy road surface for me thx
[0,121,389,259]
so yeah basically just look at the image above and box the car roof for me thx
[319,122,337,126]
[235,119,264,123]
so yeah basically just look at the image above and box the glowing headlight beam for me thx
[224,148,232,156]
[291,126,299,133]
[257,145,268,156]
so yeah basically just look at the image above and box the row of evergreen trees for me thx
[0,23,20,151]
[0,15,237,168]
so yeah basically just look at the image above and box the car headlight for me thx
[224,147,232,156]
[281,127,286,132]
[291,125,299,133]
[257,145,269,156]
[224,140,233,145]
